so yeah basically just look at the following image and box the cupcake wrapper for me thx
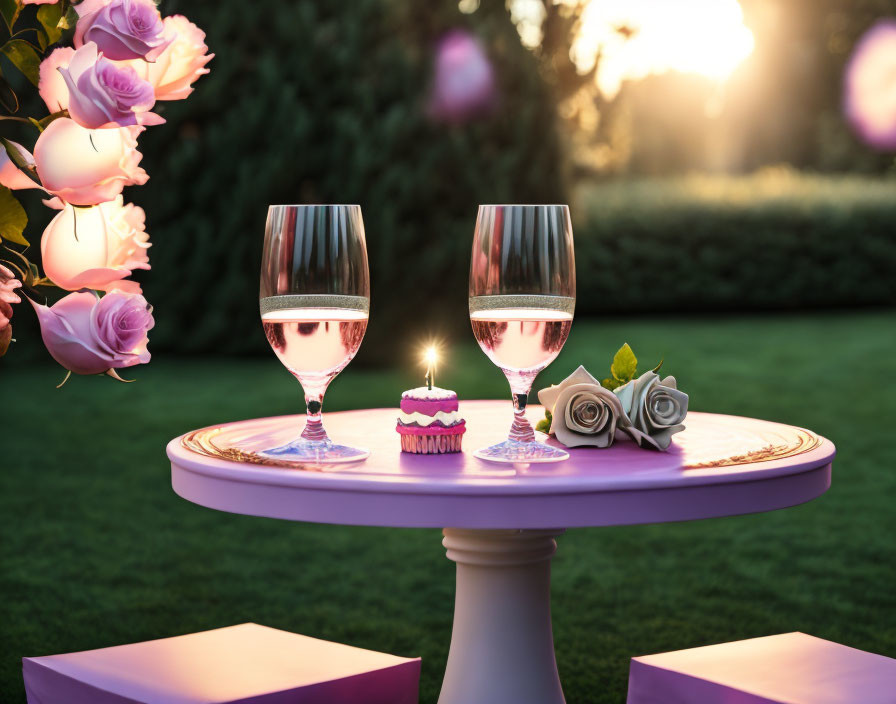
[401,433,463,454]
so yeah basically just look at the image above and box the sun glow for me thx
[511,0,755,99]
[575,0,755,97]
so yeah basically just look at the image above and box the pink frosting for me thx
[400,386,459,415]
[400,397,458,415]
[396,421,466,436]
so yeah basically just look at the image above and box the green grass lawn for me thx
[2,311,895,703]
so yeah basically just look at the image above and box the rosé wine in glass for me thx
[470,306,572,374]
[259,205,370,463]
[469,205,576,464]
[263,308,368,398]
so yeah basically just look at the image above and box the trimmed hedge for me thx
[573,170,896,315]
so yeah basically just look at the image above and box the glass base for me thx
[473,439,569,464]
[258,438,369,464]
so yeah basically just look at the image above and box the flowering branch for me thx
[0,0,212,374]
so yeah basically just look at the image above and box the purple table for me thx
[167,401,835,704]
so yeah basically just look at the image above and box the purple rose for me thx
[428,30,495,124]
[30,291,154,375]
[75,0,171,62]
[59,42,161,129]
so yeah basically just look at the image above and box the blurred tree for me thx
[509,0,631,175]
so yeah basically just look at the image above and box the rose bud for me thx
[0,140,40,191]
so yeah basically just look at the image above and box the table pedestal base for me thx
[438,528,566,704]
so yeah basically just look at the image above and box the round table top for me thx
[167,401,835,529]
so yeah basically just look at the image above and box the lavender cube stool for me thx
[627,632,896,704]
[23,623,421,704]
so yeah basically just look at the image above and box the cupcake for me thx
[397,386,466,453]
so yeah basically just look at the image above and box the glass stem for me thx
[506,372,536,443]
[301,393,329,442]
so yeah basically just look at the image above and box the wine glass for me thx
[469,204,575,463]
[259,205,370,463]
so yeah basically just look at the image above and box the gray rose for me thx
[537,366,629,448]
[614,371,688,450]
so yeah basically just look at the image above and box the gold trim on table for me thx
[182,427,321,470]
[682,427,822,469]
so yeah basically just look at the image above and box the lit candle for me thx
[424,346,438,390]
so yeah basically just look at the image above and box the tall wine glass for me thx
[259,205,370,463]
[469,204,575,463]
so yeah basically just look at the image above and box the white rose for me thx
[40,196,150,294]
[537,366,629,448]
[614,371,688,450]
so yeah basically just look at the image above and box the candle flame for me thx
[423,344,439,390]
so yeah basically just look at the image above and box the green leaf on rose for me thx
[1,40,41,87]
[37,2,64,46]
[58,3,77,31]
[0,246,54,289]
[39,109,68,128]
[601,376,622,391]
[0,72,18,112]
[26,259,45,287]
[652,359,664,373]
[0,0,21,34]
[0,251,24,279]
[0,186,28,246]
[610,342,638,383]
[535,408,552,434]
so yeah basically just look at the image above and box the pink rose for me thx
[41,196,150,294]
[39,47,75,113]
[0,140,41,191]
[0,264,23,357]
[34,118,148,205]
[428,30,495,123]
[23,0,58,5]
[75,0,171,62]
[30,290,153,375]
[122,15,213,101]
[59,42,162,129]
